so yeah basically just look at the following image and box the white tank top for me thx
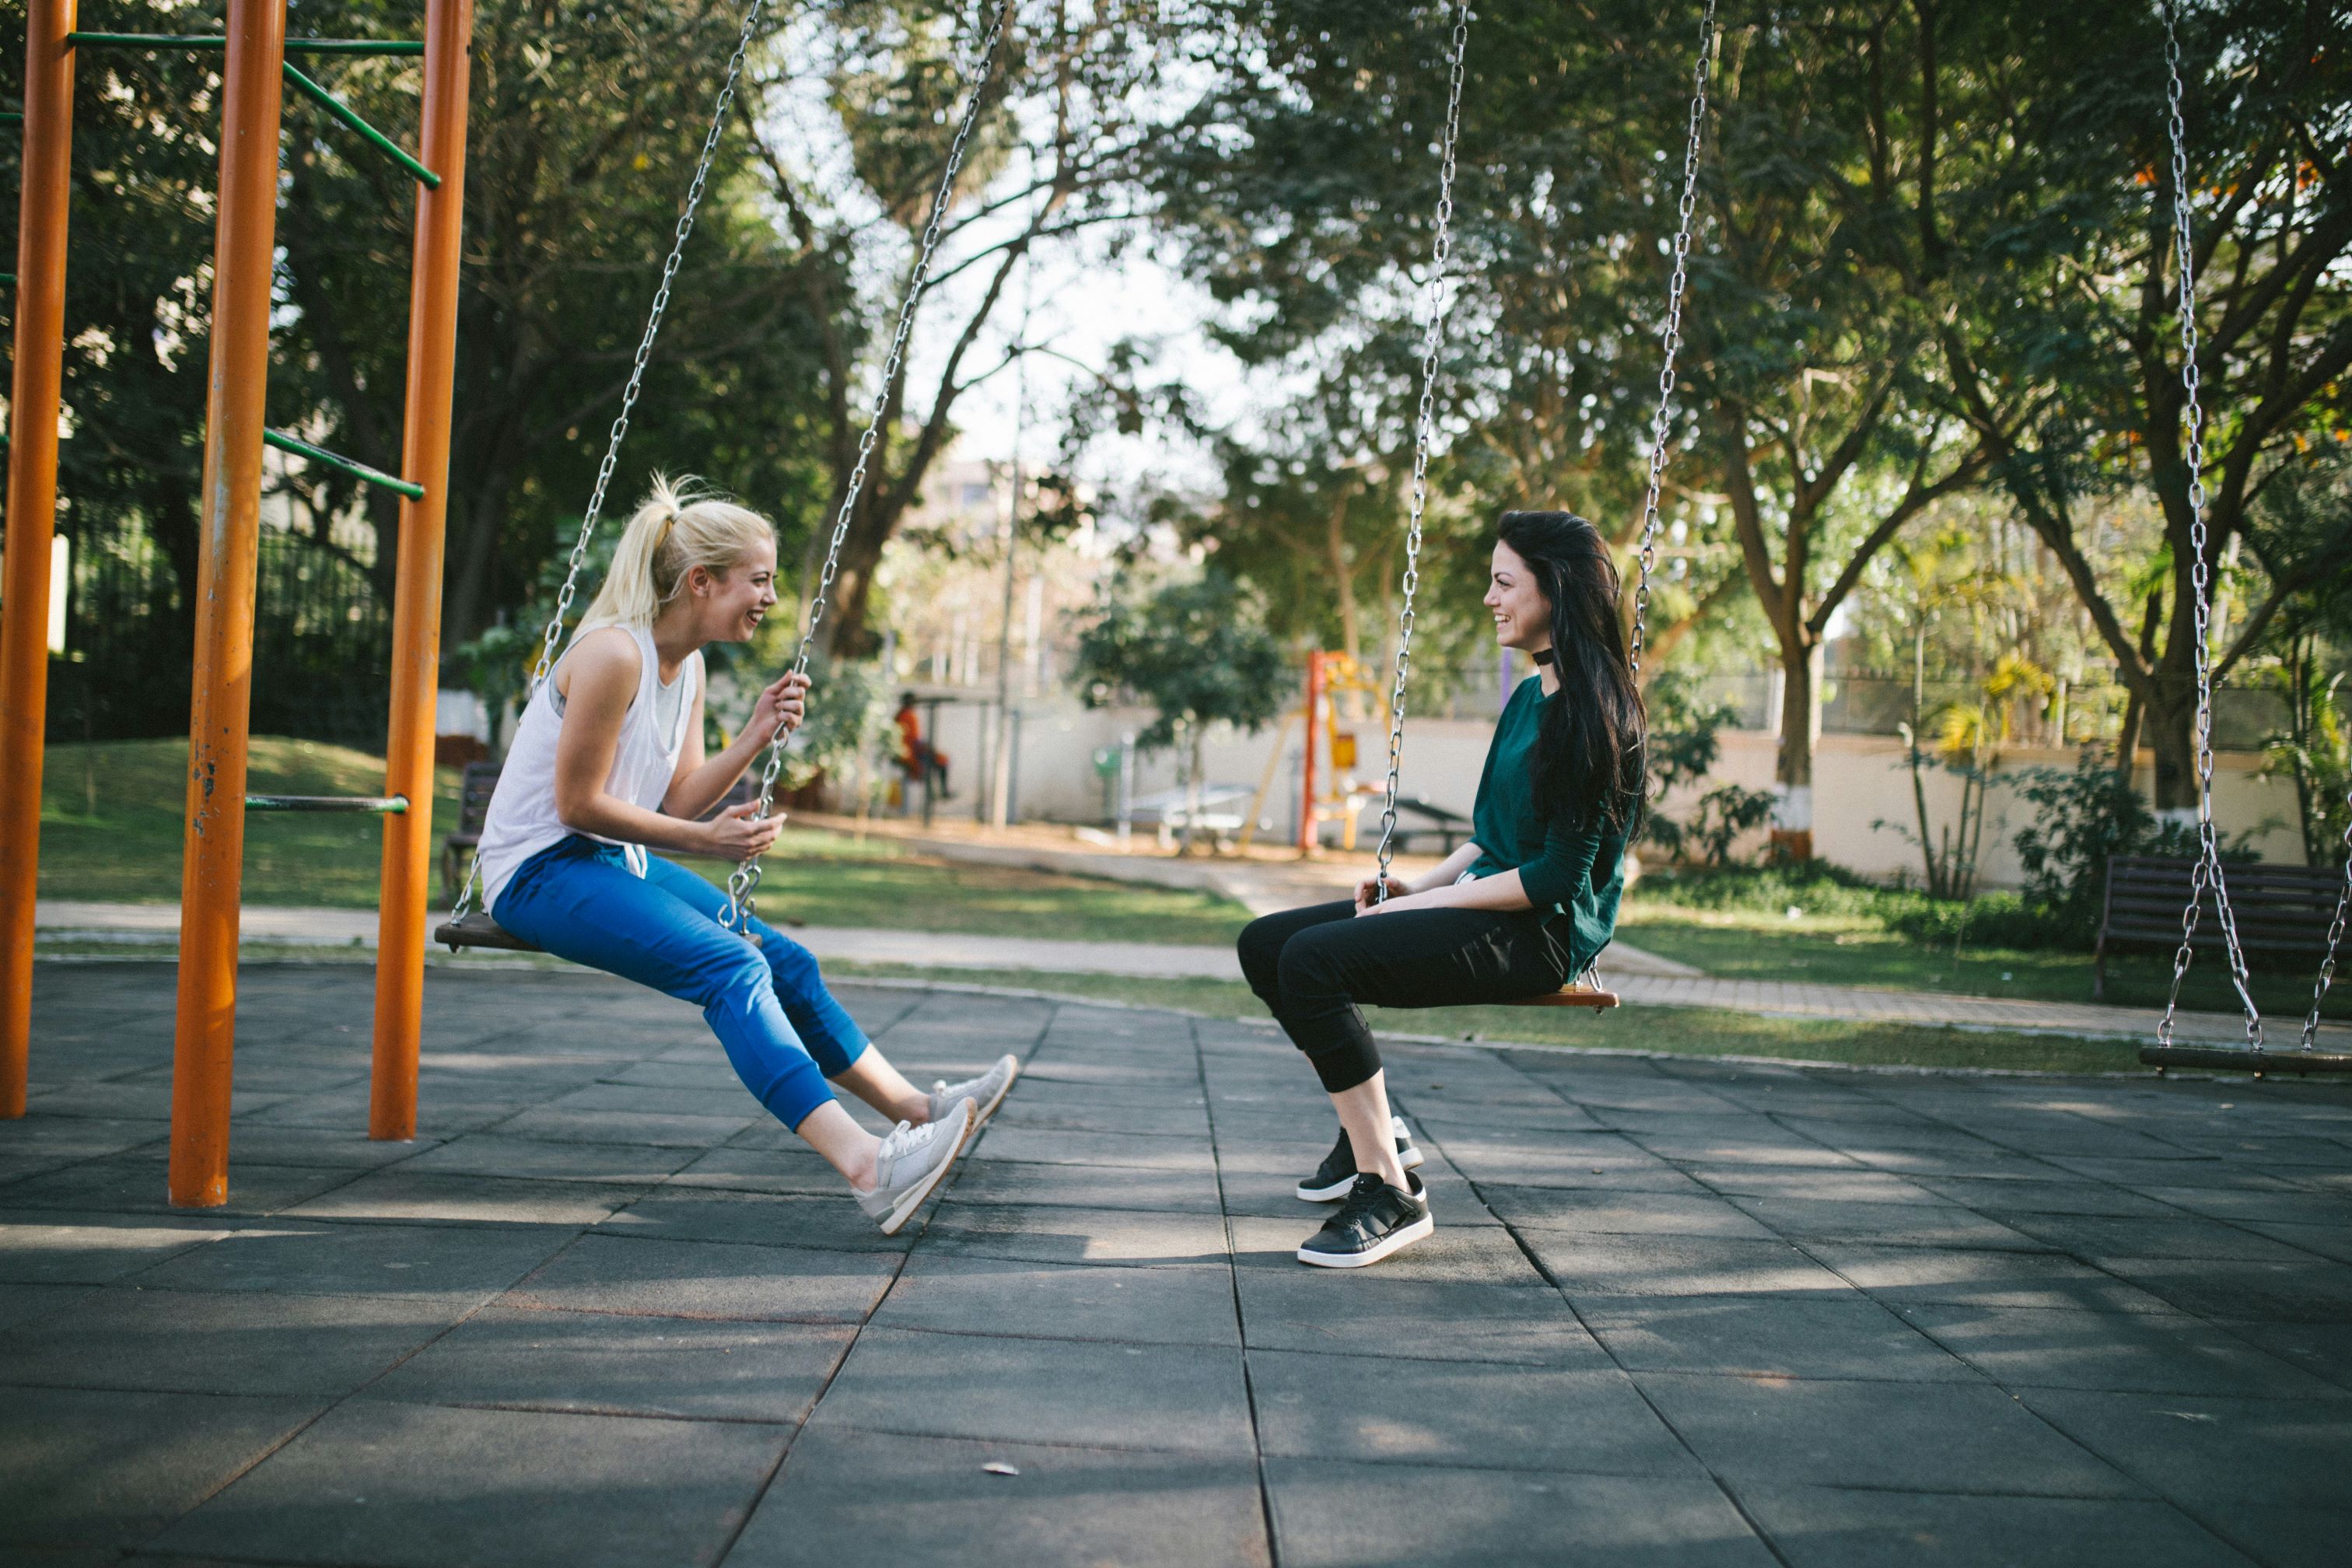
[477,622,701,915]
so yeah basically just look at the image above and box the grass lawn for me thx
[37,737,467,908]
[821,962,2153,1074]
[36,737,1251,947]
[1620,896,2352,1021]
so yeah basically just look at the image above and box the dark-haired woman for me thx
[1237,511,1644,1268]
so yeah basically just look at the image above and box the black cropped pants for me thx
[1236,900,1573,1094]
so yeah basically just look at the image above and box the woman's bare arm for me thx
[1358,864,1535,916]
[552,631,773,860]
[663,669,809,821]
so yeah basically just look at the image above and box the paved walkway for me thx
[5,964,2350,1565]
[33,899,2344,1048]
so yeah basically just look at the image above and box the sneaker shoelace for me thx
[1326,1174,1392,1234]
[876,1119,920,1164]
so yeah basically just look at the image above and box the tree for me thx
[283,0,845,645]
[2,0,852,725]
[2247,452,2352,865]
[1071,571,1286,852]
[1676,5,2028,853]
[748,0,1178,656]
[1919,0,2352,811]
[2,0,229,728]
[1143,0,1749,678]
[1143,2,2024,853]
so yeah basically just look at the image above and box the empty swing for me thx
[2137,2,2352,1078]
[1360,0,1720,1012]
[436,5,1009,953]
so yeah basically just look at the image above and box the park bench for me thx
[1389,795,1475,856]
[2095,853,2345,1000]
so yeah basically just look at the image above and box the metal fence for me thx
[44,511,392,749]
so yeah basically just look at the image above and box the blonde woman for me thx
[473,478,1016,1234]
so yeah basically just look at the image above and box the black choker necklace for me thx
[1531,648,1556,667]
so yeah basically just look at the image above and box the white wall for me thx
[846,693,2311,884]
[1681,732,2306,886]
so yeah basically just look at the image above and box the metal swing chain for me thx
[1628,0,1717,681]
[2155,0,2261,1048]
[2303,796,2352,1048]
[723,11,1010,933]
[448,0,770,930]
[1370,0,1472,901]
[1370,0,1714,899]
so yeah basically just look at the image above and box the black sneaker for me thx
[1298,1172,1433,1269]
[1296,1117,1425,1202]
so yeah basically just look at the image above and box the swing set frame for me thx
[0,0,478,1204]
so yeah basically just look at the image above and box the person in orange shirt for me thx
[894,691,950,800]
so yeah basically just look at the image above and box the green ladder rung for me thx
[262,430,424,501]
[244,793,409,814]
[65,33,426,56]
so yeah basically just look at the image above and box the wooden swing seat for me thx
[434,912,541,953]
[1504,983,1619,1010]
[434,909,763,954]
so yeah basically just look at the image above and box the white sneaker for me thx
[855,1100,975,1235]
[926,1052,1020,1132]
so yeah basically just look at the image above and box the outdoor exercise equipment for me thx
[1362,0,1717,1014]
[0,0,478,1199]
[433,5,1010,955]
[2139,2,2350,1078]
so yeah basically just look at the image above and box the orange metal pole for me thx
[0,0,79,1118]
[0,0,79,1120]
[369,0,474,1143]
[1298,653,1321,856]
[168,0,289,1209]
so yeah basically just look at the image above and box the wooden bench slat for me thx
[2098,854,2350,1003]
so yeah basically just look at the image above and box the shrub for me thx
[2007,750,2203,947]
[1886,889,2080,950]
[1639,674,1776,865]
[1631,858,1900,919]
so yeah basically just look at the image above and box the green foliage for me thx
[2004,750,2207,946]
[1642,674,1738,800]
[2248,452,2352,866]
[2262,680,2352,871]
[29,0,849,684]
[1071,572,1287,750]
[770,656,895,801]
[1630,859,1896,920]
[1636,674,1776,865]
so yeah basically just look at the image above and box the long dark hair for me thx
[1496,510,1645,835]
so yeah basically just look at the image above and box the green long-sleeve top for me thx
[1463,674,1628,971]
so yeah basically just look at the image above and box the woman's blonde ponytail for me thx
[576,474,776,632]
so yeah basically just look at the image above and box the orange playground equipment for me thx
[0,0,478,1204]
[1240,651,1395,857]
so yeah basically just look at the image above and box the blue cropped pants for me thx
[494,836,867,1130]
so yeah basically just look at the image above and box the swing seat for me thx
[434,912,541,953]
[432,909,764,954]
[1504,983,1619,1010]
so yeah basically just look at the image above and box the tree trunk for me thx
[2115,584,2163,786]
[1773,639,1817,859]
[818,481,901,660]
[1178,720,1204,856]
[1328,489,1360,669]
[2146,689,2198,816]
[440,478,513,649]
